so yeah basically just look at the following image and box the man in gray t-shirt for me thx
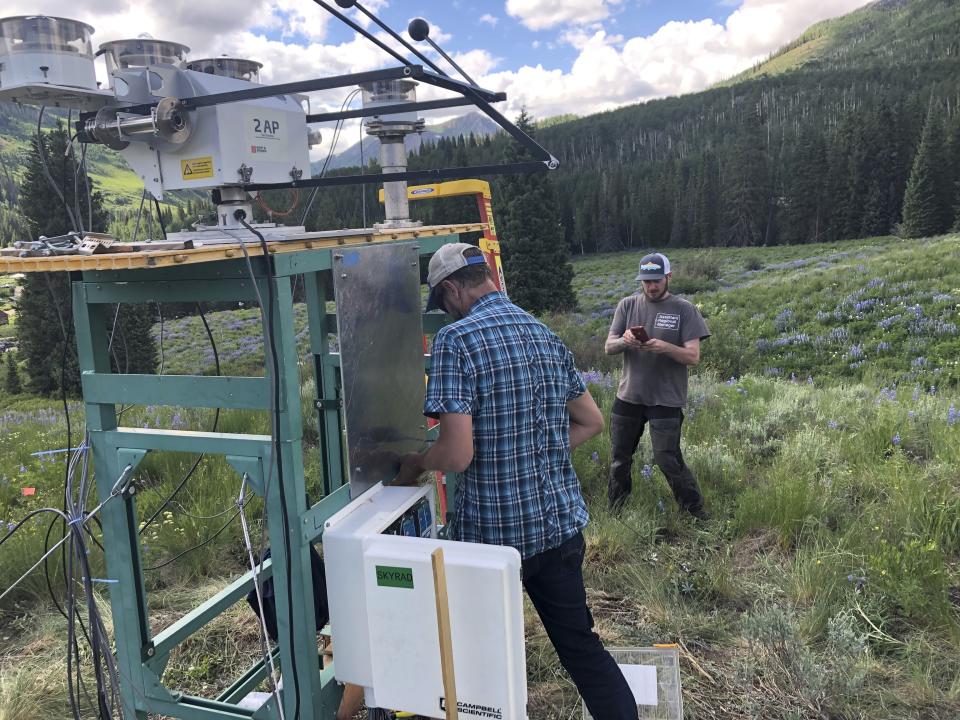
[604,252,711,519]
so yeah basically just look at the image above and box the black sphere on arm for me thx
[335,0,356,8]
[408,18,430,41]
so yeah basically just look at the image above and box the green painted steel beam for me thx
[141,695,260,720]
[150,560,274,670]
[104,428,272,457]
[301,484,352,544]
[81,374,276,411]
[84,260,266,284]
[216,648,280,705]
[83,279,260,304]
[270,250,333,276]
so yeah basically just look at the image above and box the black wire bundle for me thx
[1,444,127,720]
[234,215,302,719]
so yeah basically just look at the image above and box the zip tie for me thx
[83,577,119,584]
[68,516,86,526]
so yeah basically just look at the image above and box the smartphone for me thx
[629,325,650,343]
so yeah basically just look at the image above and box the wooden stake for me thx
[431,548,457,720]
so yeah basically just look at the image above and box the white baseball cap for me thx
[425,243,487,311]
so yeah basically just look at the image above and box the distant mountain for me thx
[317,111,500,172]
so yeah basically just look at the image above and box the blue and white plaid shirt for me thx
[425,292,590,559]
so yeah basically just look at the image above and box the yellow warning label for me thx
[180,156,214,180]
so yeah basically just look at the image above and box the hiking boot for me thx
[688,506,711,521]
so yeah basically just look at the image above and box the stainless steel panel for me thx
[333,243,426,498]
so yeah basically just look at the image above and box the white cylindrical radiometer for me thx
[0,16,98,90]
[186,57,262,83]
[99,38,189,77]
[361,78,420,126]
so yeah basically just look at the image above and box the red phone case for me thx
[630,325,650,343]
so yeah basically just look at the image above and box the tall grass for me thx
[2,236,960,718]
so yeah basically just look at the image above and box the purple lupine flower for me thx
[892,434,901,446]
[827,420,839,430]
[590,451,599,463]
[656,500,666,513]
[948,404,957,427]
[642,465,653,479]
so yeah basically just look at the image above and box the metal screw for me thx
[146,646,155,657]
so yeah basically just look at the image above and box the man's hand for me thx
[621,332,648,349]
[394,452,428,486]
[641,338,672,354]
[607,331,647,354]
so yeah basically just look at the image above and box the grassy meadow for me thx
[1,234,959,719]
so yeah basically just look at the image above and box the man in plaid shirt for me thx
[397,243,637,719]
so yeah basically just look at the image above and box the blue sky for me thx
[276,1,740,77]
[17,0,875,128]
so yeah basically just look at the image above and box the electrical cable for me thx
[66,110,85,235]
[234,217,301,720]
[36,106,80,232]
[153,198,168,240]
[299,88,361,227]
[143,505,245,572]
[256,189,300,218]
[138,302,221,536]
[132,191,147,242]
[237,474,286,720]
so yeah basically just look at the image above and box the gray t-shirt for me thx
[609,293,710,408]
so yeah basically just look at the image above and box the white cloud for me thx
[8,0,876,146]
[505,0,625,32]
[479,14,499,27]
[480,0,874,118]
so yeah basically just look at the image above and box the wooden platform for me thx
[0,223,484,273]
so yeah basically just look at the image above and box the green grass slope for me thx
[729,0,960,83]
[1,237,959,719]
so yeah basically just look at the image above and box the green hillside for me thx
[727,0,959,82]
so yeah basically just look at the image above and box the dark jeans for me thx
[522,532,637,720]
[609,400,704,513]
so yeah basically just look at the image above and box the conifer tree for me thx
[947,112,960,232]
[494,111,576,314]
[15,123,156,396]
[902,103,952,238]
[722,120,769,246]
[5,351,21,395]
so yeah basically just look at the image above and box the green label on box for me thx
[376,565,414,589]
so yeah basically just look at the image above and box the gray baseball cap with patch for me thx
[636,252,671,280]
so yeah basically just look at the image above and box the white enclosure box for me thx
[325,484,527,719]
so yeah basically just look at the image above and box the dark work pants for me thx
[609,400,704,513]
[522,532,638,720]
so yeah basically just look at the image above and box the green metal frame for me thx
[72,234,458,720]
